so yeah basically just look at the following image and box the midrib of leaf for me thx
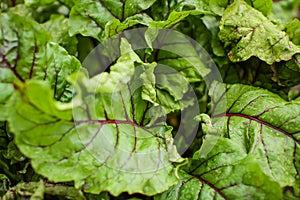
[210,83,299,144]
[73,120,165,142]
[0,25,24,82]
[189,151,235,174]
[14,86,164,143]
[87,14,105,30]
[193,176,227,200]
[213,113,300,145]
[29,38,38,79]
[97,0,119,19]
[0,54,24,82]
[169,173,228,200]
[183,152,238,200]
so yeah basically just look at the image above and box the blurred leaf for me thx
[285,19,300,45]
[69,0,156,41]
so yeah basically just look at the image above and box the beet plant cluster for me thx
[0,0,300,199]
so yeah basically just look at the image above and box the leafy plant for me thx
[0,0,300,199]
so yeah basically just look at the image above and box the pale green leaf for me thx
[212,83,300,189]
[155,138,282,200]
[7,66,181,196]
[219,0,300,64]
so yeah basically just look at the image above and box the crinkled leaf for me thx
[219,0,300,64]
[0,13,81,119]
[89,38,142,93]
[105,14,153,38]
[6,4,33,18]
[8,62,181,196]
[149,11,192,29]
[69,0,156,41]
[182,0,271,16]
[212,83,300,189]
[155,138,282,200]
[42,14,78,55]
[141,63,194,116]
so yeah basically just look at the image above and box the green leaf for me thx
[69,0,156,41]
[145,28,211,80]
[24,0,56,7]
[201,15,226,57]
[219,0,300,64]
[7,63,181,196]
[155,138,282,200]
[0,13,81,120]
[212,83,300,189]
[181,0,225,16]
[244,0,273,16]
[289,84,300,101]
[42,14,78,55]
[105,14,153,38]
[149,11,192,29]
[24,0,77,8]
[6,4,33,18]
[272,0,300,26]
[141,63,194,116]
[183,0,272,16]
[85,38,143,93]
[285,19,300,46]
